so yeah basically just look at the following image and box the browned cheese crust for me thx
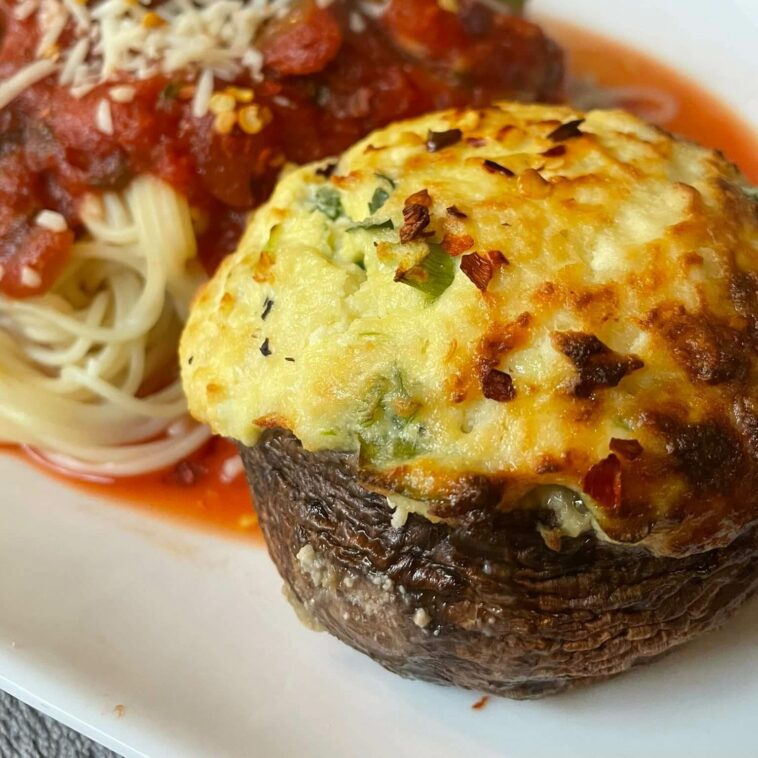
[242,430,758,699]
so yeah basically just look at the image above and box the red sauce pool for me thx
[7,20,758,539]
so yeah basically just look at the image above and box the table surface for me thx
[1,690,117,758]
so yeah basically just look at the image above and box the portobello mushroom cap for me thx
[181,103,758,697]
[242,429,758,698]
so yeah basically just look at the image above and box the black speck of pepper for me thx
[285,357,296,363]
[260,338,272,357]
[447,205,468,218]
[316,162,337,178]
[261,297,274,320]
[547,119,585,142]
[426,128,463,153]
[483,159,514,177]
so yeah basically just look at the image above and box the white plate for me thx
[2,2,757,756]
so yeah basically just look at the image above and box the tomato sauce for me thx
[3,8,757,540]
[0,0,561,293]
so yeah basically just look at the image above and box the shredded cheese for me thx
[0,59,57,110]
[0,0,348,115]
[35,209,68,231]
[95,98,113,135]
[20,266,42,288]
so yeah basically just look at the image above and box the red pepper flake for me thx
[467,137,487,147]
[400,190,432,243]
[471,695,490,710]
[551,331,643,398]
[487,250,508,266]
[483,159,514,177]
[406,189,432,207]
[609,437,643,460]
[542,145,567,157]
[582,454,622,511]
[442,233,474,256]
[482,368,516,401]
[461,253,494,291]
[446,205,468,219]
[547,119,585,142]
[426,128,463,152]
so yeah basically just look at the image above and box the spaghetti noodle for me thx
[0,176,211,477]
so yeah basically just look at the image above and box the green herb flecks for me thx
[395,243,456,302]
[347,217,394,232]
[375,172,397,190]
[159,82,181,102]
[368,186,390,214]
[356,369,424,464]
[312,186,344,220]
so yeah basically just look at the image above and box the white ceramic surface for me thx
[1,2,757,756]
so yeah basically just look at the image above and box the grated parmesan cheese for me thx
[0,0,363,117]
[35,209,68,232]
[20,266,42,288]
[108,85,136,103]
[95,98,113,135]
[0,59,57,110]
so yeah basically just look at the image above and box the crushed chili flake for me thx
[583,454,622,511]
[482,368,516,401]
[467,137,487,147]
[552,331,644,398]
[400,202,431,243]
[487,250,509,265]
[260,337,272,356]
[542,145,567,157]
[547,119,585,142]
[446,205,468,218]
[471,695,490,710]
[442,233,475,256]
[610,437,644,460]
[483,159,515,177]
[426,128,463,152]
[461,253,494,291]
[405,189,432,208]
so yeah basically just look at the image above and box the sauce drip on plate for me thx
[7,21,758,538]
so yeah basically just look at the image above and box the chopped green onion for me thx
[375,172,397,189]
[347,218,394,232]
[313,186,343,220]
[369,186,390,214]
[395,243,456,301]
[356,370,423,463]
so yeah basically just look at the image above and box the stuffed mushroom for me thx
[181,103,758,698]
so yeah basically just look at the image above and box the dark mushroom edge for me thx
[240,429,758,699]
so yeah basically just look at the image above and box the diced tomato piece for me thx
[260,0,343,76]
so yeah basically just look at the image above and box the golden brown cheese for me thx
[181,102,758,555]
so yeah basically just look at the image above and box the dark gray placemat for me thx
[0,690,119,758]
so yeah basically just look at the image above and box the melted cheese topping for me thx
[182,103,758,553]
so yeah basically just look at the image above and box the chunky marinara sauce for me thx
[0,0,562,296]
